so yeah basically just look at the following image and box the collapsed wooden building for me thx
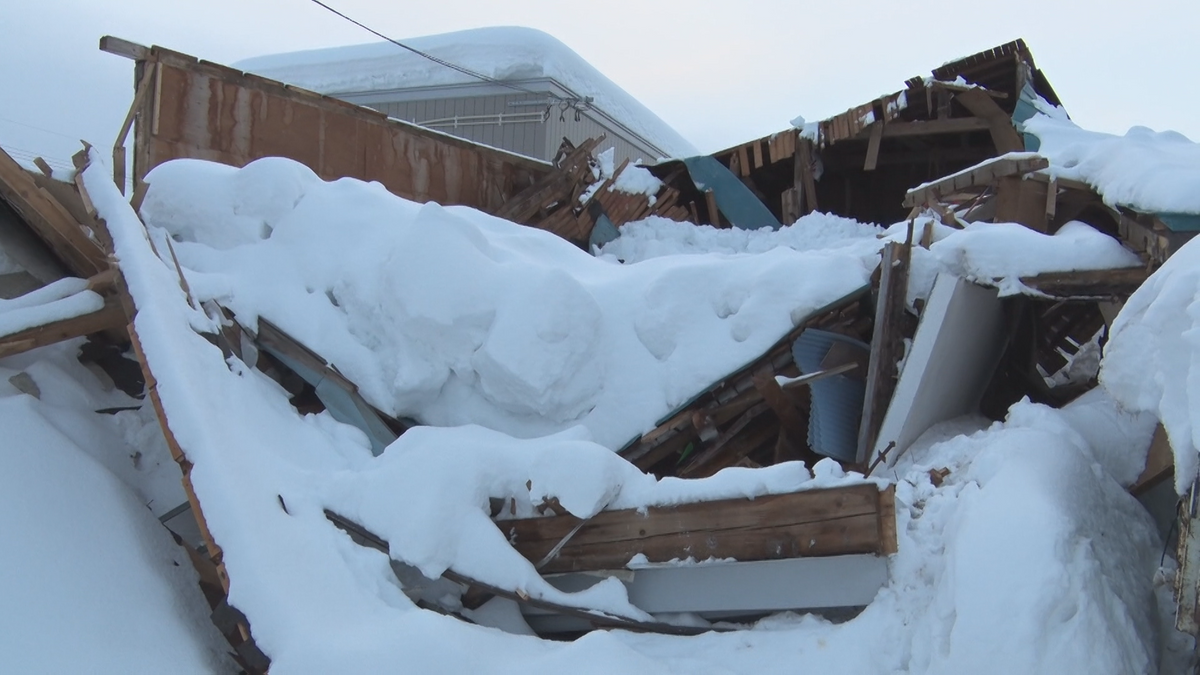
[1,34,1196,672]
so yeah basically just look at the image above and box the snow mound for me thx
[0,343,231,674]
[1102,234,1200,493]
[1027,114,1200,215]
[141,157,879,449]
[235,27,697,159]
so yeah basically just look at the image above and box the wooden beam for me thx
[954,88,1024,154]
[0,148,107,277]
[0,294,124,359]
[99,35,150,61]
[499,484,897,574]
[796,138,818,214]
[875,117,991,138]
[857,241,911,463]
[1131,424,1174,496]
[863,122,883,171]
[1017,266,1148,299]
[903,154,1048,208]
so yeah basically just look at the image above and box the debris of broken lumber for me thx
[323,510,715,636]
[618,286,872,476]
[0,147,108,278]
[499,483,897,575]
[857,241,912,463]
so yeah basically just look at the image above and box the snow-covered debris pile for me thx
[69,148,1172,672]
[140,157,877,450]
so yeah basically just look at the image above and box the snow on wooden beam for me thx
[499,483,897,575]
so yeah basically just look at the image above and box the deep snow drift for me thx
[0,341,232,674]
[45,148,1182,673]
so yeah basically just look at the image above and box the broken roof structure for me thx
[4,32,1200,674]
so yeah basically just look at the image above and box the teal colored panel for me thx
[1157,212,1200,232]
[682,156,780,231]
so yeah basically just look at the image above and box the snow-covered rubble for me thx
[36,148,1174,673]
[139,158,878,450]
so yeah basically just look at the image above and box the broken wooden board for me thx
[857,242,910,464]
[0,147,108,278]
[499,483,897,574]
[618,286,871,475]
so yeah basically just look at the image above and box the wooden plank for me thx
[751,140,764,170]
[0,294,124,358]
[954,88,1024,154]
[856,242,910,463]
[99,35,149,61]
[863,122,884,171]
[904,155,1048,208]
[737,146,751,177]
[877,117,990,138]
[500,483,893,574]
[995,176,1050,232]
[0,148,107,278]
[1018,266,1148,299]
[704,188,722,227]
[796,139,818,215]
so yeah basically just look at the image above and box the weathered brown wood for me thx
[903,154,1048,208]
[123,44,549,223]
[781,187,801,225]
[796,139,818,215]
[753,368,810,447]
[751,140,764,170]
[857,242,911,463]
[495,136,602,224]
[1018,266,1148,299]
[863,122,883,171]
[0,294,124,358]
[500,483,894,574]
[99,35,149,60]
[0,148,107,278]
[874,117,991,138]
[33,158,54,178]
[704,188,721,227]
[954,88,1024,154]
[995,175,1050,232]
[736,146,751,177]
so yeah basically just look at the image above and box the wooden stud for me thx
[863,122,884,171]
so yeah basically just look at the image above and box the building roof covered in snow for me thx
[235,27,698,161]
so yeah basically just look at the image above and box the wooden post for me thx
[795,139,818,215]
[857,241,911,463]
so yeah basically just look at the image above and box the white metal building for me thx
[236,27,697,164]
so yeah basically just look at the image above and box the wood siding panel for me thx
[135,49,547,215]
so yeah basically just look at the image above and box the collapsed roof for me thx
[1,34,1198,674]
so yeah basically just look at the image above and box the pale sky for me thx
[3,0,1197,171]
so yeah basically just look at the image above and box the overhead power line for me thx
[305,0,592,119]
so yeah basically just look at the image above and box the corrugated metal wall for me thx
[366,94,659,165]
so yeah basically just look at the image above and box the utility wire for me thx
[0,115,79,142]
[305,0,591,117]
